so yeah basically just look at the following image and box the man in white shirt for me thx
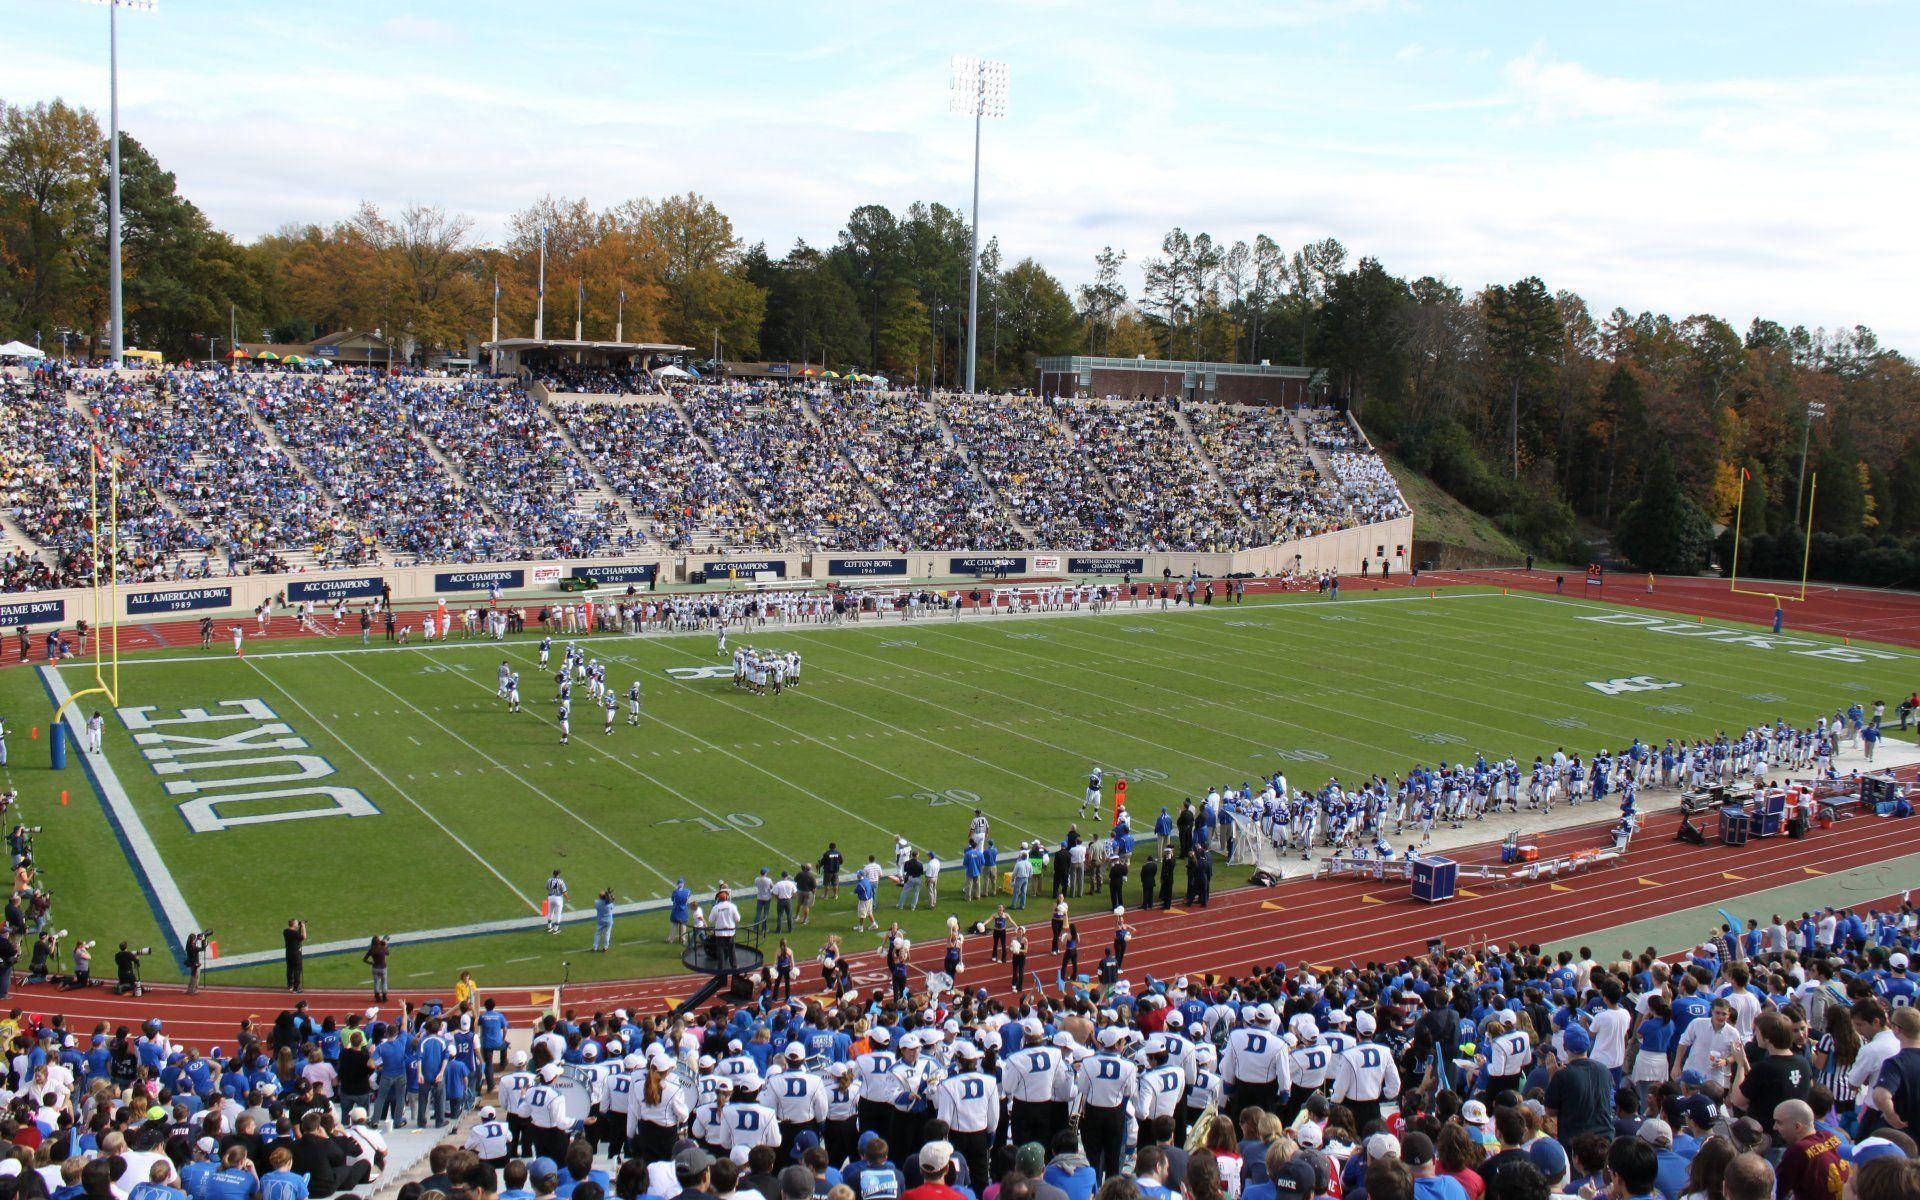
[710,888,741,972]
[1673,999,1742,1087]
[1847,999,1901,1124]
[1589,985,1633,1080]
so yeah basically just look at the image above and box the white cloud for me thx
[8,4,1920,349]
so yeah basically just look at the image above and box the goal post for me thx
[51,444,124,767]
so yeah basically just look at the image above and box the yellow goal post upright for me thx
[50,444,123,768]
[1727,467,1816,605]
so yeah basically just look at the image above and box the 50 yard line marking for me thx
[240,658,539,912]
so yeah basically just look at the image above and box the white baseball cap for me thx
[1097,1027,1124,1047]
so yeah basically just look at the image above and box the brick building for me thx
[1034,355,1327,406]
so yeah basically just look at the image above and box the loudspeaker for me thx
[1788,815,1808,839]
[727,974,755,1000]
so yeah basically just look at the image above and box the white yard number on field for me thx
[1585,675,1682,696]
[655,812,765,833]
[884,787,985,808]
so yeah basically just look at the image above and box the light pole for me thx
[950,55,1007,396]
[1794,400,1826,526]
[84,0,157,369]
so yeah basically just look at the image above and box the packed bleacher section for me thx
[76,372,356,576]
[534,365,657,396]
[810,390,1025,550]
[1,364,1410,588]
[676,386,899,551]
[405,382,645,560]
[548,398,758,552]
[1,374,217,589]
[250,376,512,565]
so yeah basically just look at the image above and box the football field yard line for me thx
[41,666,200,962]
[638,635,1095,826]
[1090,611,1682,745]
[328,654,682,886]
[240,658,541,913]
[1398,602,1831,705]
[686,632,1176,810]
[1084,616,1647,748]
[401,644,852,865]
[1120,613,1645,745]
[905,625,1386,774]
[480,642,917,849]
[811,630,1287,777]
[498,640,1046,847]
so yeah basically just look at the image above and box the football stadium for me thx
[3,6,1920,1200]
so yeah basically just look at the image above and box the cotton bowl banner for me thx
[127,585,233,616]
[286,575,384,603]
[1031,555,1062,572]
[827,557,909,578]
[434,568,525,592]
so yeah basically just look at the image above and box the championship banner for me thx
[287,575,384,602]
[1067,556,1144,574]
[434,568,525,592]
[569,563,659,585]
[0,597,64,627]
[827,557,909,578]
[950,555,1026,574]
[126,585,233,616]
[704,559,786,578]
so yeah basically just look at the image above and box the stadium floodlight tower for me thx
[950,55,1008,396]
[82,0,158,371]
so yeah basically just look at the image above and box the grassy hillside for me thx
[1384,453,1536,567]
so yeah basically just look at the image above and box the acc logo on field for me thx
[665,665,734,680]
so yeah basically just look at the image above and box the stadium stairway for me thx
[0,508,44,558]
[1169,403,1229,489]
[1289,408,1336,477]
[65,388,221,550]
[529,390,655,546]
[935,413,1038,543]
[662,390,781,537]
[793,394,908,545]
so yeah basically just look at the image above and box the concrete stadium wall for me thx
[3,516,1413,629]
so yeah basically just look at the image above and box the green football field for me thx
[5,584,1914,991]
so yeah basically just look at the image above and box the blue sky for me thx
[9,0,1919,346]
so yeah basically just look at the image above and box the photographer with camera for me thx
[66,937,94,988]
[285,918,307,993]
[114,939,151,995]
[186,929,212,994]
[8,822,37,867]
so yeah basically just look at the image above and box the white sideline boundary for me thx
[41,666,202,951]
[70,587,1514,668]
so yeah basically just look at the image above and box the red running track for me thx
[14,793,1919,1048]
